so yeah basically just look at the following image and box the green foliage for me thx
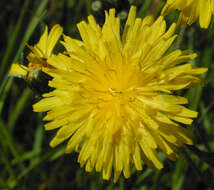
[0,0,214,189]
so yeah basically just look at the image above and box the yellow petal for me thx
[8,63,28,77]
[47,24,63,57]
[199,0,212,28]
[36,26,48,55]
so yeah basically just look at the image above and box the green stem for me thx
[182,146,214,189]
[195,124,212,152]
[175,24,186,49]
[187,145,214,164]
[181,147,203,180]
[187,146,214,159]
[0,119,20,159]
[0,77,13,115]
[0,0,30,80]
[8,88,32,130]
[12,0,49,63]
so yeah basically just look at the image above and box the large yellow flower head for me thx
[33,7,207,182]
[162,0,214,28]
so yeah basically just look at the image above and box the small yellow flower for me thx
[33,7,207,182]
[9,24,63,77]
[162,0,214,28]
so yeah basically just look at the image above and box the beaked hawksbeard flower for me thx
[9,24,63,77]
[162,0,214,28]
[33,7,207,182]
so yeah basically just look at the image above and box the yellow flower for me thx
[9,24,63,78]
[162,0,214,28]
[33,7,207,182]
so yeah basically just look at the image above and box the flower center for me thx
[108,88,122,95]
